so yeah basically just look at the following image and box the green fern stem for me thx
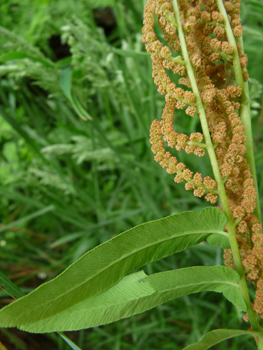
[172,0,263,334]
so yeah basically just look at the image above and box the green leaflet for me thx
[148,266,246,312]
[182,329,260,350]
[0,272,25,299]
[206,233,231,249]
[11,266,245,333]
[19,271,154,332]
[0,208,227,328]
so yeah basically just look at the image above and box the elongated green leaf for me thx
[182,329,260,350]
[59,67,92,120]
[12,271,154,332]
[0,272,25,299]
[0,206,55,234]
[58,334,82,350]
[0,52,54,68]
[13,266,244,333]
[148,266,246,311]
[0,208,227,328]
[60,67,73,101]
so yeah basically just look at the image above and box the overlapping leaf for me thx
[206,233,230,249]
[0,208,227,328]
[7,266,245,333]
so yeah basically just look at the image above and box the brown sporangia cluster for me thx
[142,0,263,318]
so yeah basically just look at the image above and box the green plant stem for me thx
[258,338,263,350]
[216,0,262,225]
[172,0,263,334]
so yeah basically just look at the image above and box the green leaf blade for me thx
[0,272,25,299]
[16,266,244,333]
[0,208,227,329]
[148,266,246,312]
[0,52,54,68]
[206,233,231,249]
[58,333,82,350]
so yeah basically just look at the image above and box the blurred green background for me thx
[0,0,263,349]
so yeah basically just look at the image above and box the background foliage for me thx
[0,0,262,349]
